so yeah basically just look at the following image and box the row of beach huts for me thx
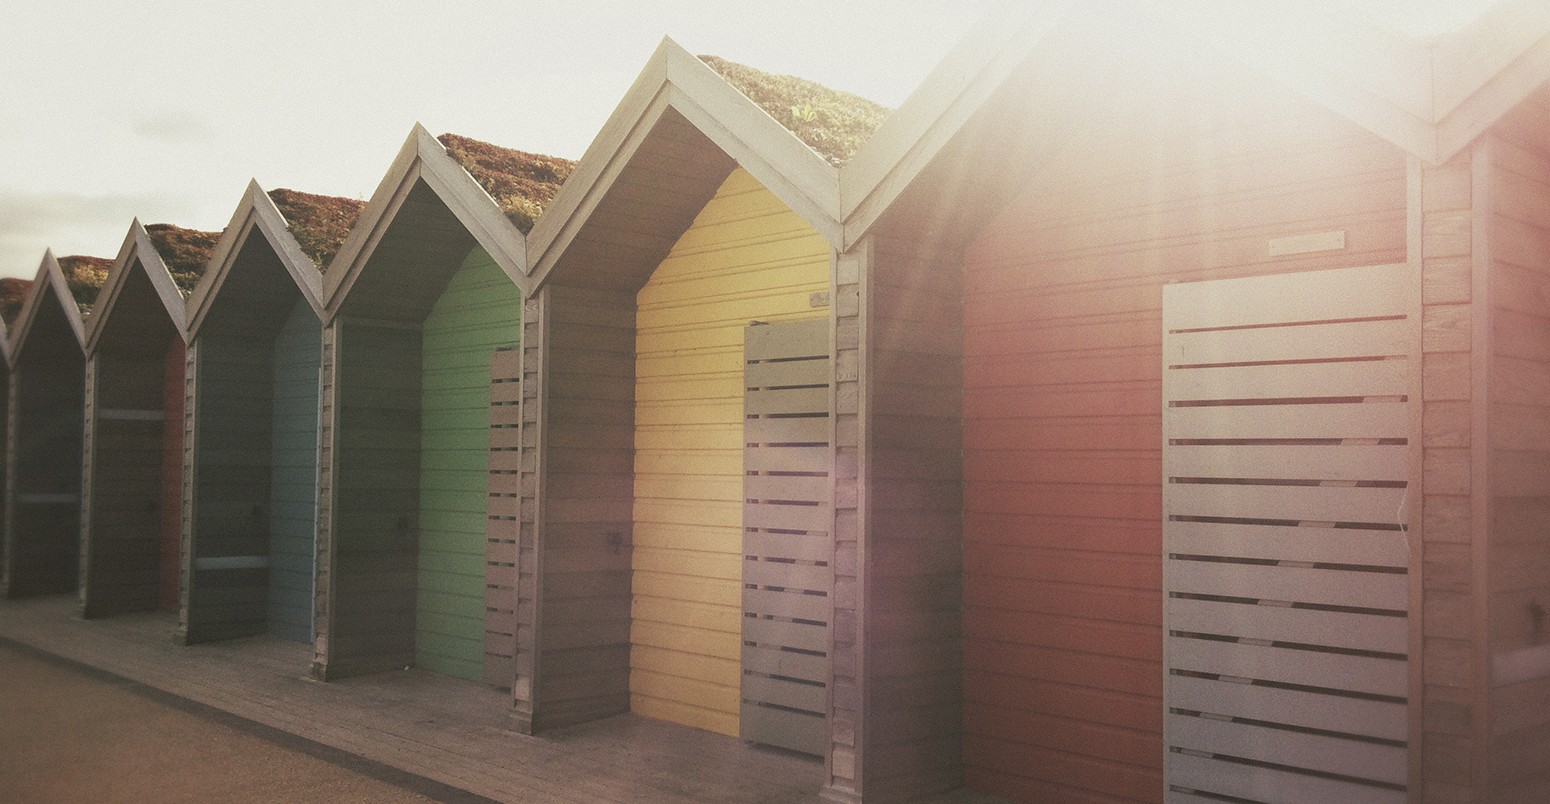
[2,4,1550,802]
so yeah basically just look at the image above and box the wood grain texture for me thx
[742,319,831,755]
[3,279,85,599]
[416,248,519,681]
[269,300,321,643]
[1162,265,1415,800]
[957,56,1408,802]
[1487,133,1550,799]
[81,255,187,620]
[632,168,828,736]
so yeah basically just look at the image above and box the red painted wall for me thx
[958,70,1408,801]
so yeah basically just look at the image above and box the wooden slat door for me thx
[1162,264,1415,803]
[742,319,831,755]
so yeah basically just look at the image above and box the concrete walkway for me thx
[0,643,439,803]
[0,595,1002,803]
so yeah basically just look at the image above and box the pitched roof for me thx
[144,223,220,297]
[436,134,575,234]
[85,220,194,353]
[840,0,1550,242]
[321,125,535,314]
[185,182,346,339]
[59,254,113,317]
[9,251,92,356]
[267,188,366,271]
[0,277,32,329]
[527,38,854,289]
[699,55,890,167]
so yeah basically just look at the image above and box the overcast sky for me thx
[0,1,1500,280]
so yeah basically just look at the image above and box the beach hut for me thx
[835,2,1550,801]
[1,254,107,598]
[513,39,891,783]
[79,222,215,617]
[177,183,363,645]
[309,125,571,684]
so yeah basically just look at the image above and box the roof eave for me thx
[84,220,190,356]
[11,250,87,358]
[839,1,1074,247]
[321,124,528,318]
[186,181,325,340]
[526,38,844,291]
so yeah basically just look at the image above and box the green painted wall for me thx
[416,248,519,680]
[269,299,320,643]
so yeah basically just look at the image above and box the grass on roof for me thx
[59,255,112,317]
[437,133,576,234]
[0,277,32,329]
[145,224,219,297]
[699,55,890,167]
[268,189,366,271]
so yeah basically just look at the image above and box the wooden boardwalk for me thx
[0,595,1001,803]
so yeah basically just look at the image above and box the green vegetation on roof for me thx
[145,223,219,297]
[0,277,32,329]
[267,188,366,271]
[59,255,112,316]
[436,133,575,234]
[698,55,890,167]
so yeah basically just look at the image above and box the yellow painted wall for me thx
[632,167,829,736]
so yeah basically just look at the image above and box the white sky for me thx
[0,0,996,278]
[0,0,1500,279]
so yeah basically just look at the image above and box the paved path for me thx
[0,642,447,803]
[0,596,1008,803]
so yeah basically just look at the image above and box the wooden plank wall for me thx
[485,345,521,687]
[269,299,321,643]
[631,168,830,737]
[742,319,834,756]
[1161,266,1414,802]
[513,282,637,732]
[160,339,186,612]
[316,317,423,677]
[416,249,520,681]
[312,318,339,678]
[182,332,275,642]
[3,300,84,597]
[82,342,178,617]
[1418,147,1484,801]
[958,69,1407,802]
[828,247,863,798]
[1486,130,1550,801]
[511,114,734,731]
[846,232,966,802]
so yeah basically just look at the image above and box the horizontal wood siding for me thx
[854,231,967,801]
[741,318,833,756]
[269,300,320,644]
[632,168,829,737]
[82,339,180,617]
[1161,265,1414,802]
[485,345,520,688]
[959,67,1407,802]
[184,333,274,642]
[522,282,637,731]
[513,113,733,730]
[160,340,186,613]
[312,319,339,679]
[1419,147,1483,801]
[328,317,422,676]
[3,295,84,598]
[1488,133,1550,802]
[417,248,519,681]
